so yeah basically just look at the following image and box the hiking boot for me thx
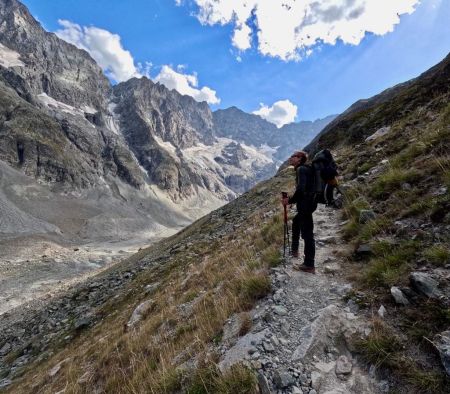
[294,264,315,274]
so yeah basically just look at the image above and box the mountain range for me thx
[0,0,334,247]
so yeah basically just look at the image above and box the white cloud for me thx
[55,20,141,82]
[154,65,220,104]
[188,0,420,60]
[232,23,252,51]
[55,21,220,104]
[253,100,298,128]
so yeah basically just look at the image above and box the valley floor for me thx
[0,232,175,315]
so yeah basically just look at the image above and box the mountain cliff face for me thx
[111,77,222,200]
[0,0,333,206]
[0,0,334,257]
[214,106,336,161]
[0,0,109,109]
[0,0,144,190]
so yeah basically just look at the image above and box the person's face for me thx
[289,155,301,167]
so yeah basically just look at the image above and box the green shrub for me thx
[362,241,420,287]
[423,244,450,266]
[391,142,427,168]
[402,195,435,217]
[344,196,370,220]
[187,364,219,394]
[157,368,184,392]
[342,217,360,241]
[363,259,409,288]
[357,161,375,174]
[355,320,403,368]
[261,246,282,267]
[240,274,271,304]
[260,215,282,243]
[359,216,393,241]
[404,369,449,394]
[370,168,421,199]
[216,364,258,394]
[186,363,257,394]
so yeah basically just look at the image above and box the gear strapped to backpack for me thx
[311,149,339,206]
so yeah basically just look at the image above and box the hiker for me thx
[281,151,317,274]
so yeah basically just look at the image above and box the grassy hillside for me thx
[5,170,294,394]
[312,53,450,393]
[4,53,449,394]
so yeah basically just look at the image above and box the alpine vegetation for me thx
[0,0,449,393]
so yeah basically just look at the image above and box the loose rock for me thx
[126,299,155,330]
[273,370,295,388]
[410,272,442,299]
[434,331,450,376]
[257,372,271,394]
[390,287,409,305]
[359,210,376,224]
[377,305,386,318]
[335,355,352,376]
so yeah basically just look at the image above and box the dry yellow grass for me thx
[7,171,294,394]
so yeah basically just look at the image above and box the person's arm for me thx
[288,166,307,204]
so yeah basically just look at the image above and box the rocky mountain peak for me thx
[113,77,215,149]
[0,0,110,111]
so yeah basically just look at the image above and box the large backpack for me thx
[311,149,339,206]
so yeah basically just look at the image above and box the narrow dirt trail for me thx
[220,205,386,394]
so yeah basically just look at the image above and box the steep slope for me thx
[0,0,109,109]
[213,106,278,146]
[0,0,293,318]
[1,55,449,393]
[306,52,450,153]
[306,52,450,392]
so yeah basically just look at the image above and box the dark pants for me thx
[292,212,315,267]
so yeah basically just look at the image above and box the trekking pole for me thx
[281,192,291,257]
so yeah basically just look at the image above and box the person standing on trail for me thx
[281,151,317,274]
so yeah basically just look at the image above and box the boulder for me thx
[257,372,271,394]
[365,126,391,142]
[291,305,370,362]
[273,370,295,388]
[390,287,409,305]
[126,299,155,330]
[434,331,450,376]
[409,272,442,299]
[335,355,353,376]
[377,305,386,318]
[74,317,92,330]
[219,329,269,371]
[354,244,372,259]
[273,305,288,316]
[0,342,11,356]
[359,210,376,224]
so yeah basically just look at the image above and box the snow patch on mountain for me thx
[37,93,98,124]
[0,43,24,68]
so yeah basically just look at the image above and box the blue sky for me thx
[22,0,450,124]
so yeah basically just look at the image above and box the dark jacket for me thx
[288,164,317,213]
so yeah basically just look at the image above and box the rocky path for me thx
[218,206,387,394]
